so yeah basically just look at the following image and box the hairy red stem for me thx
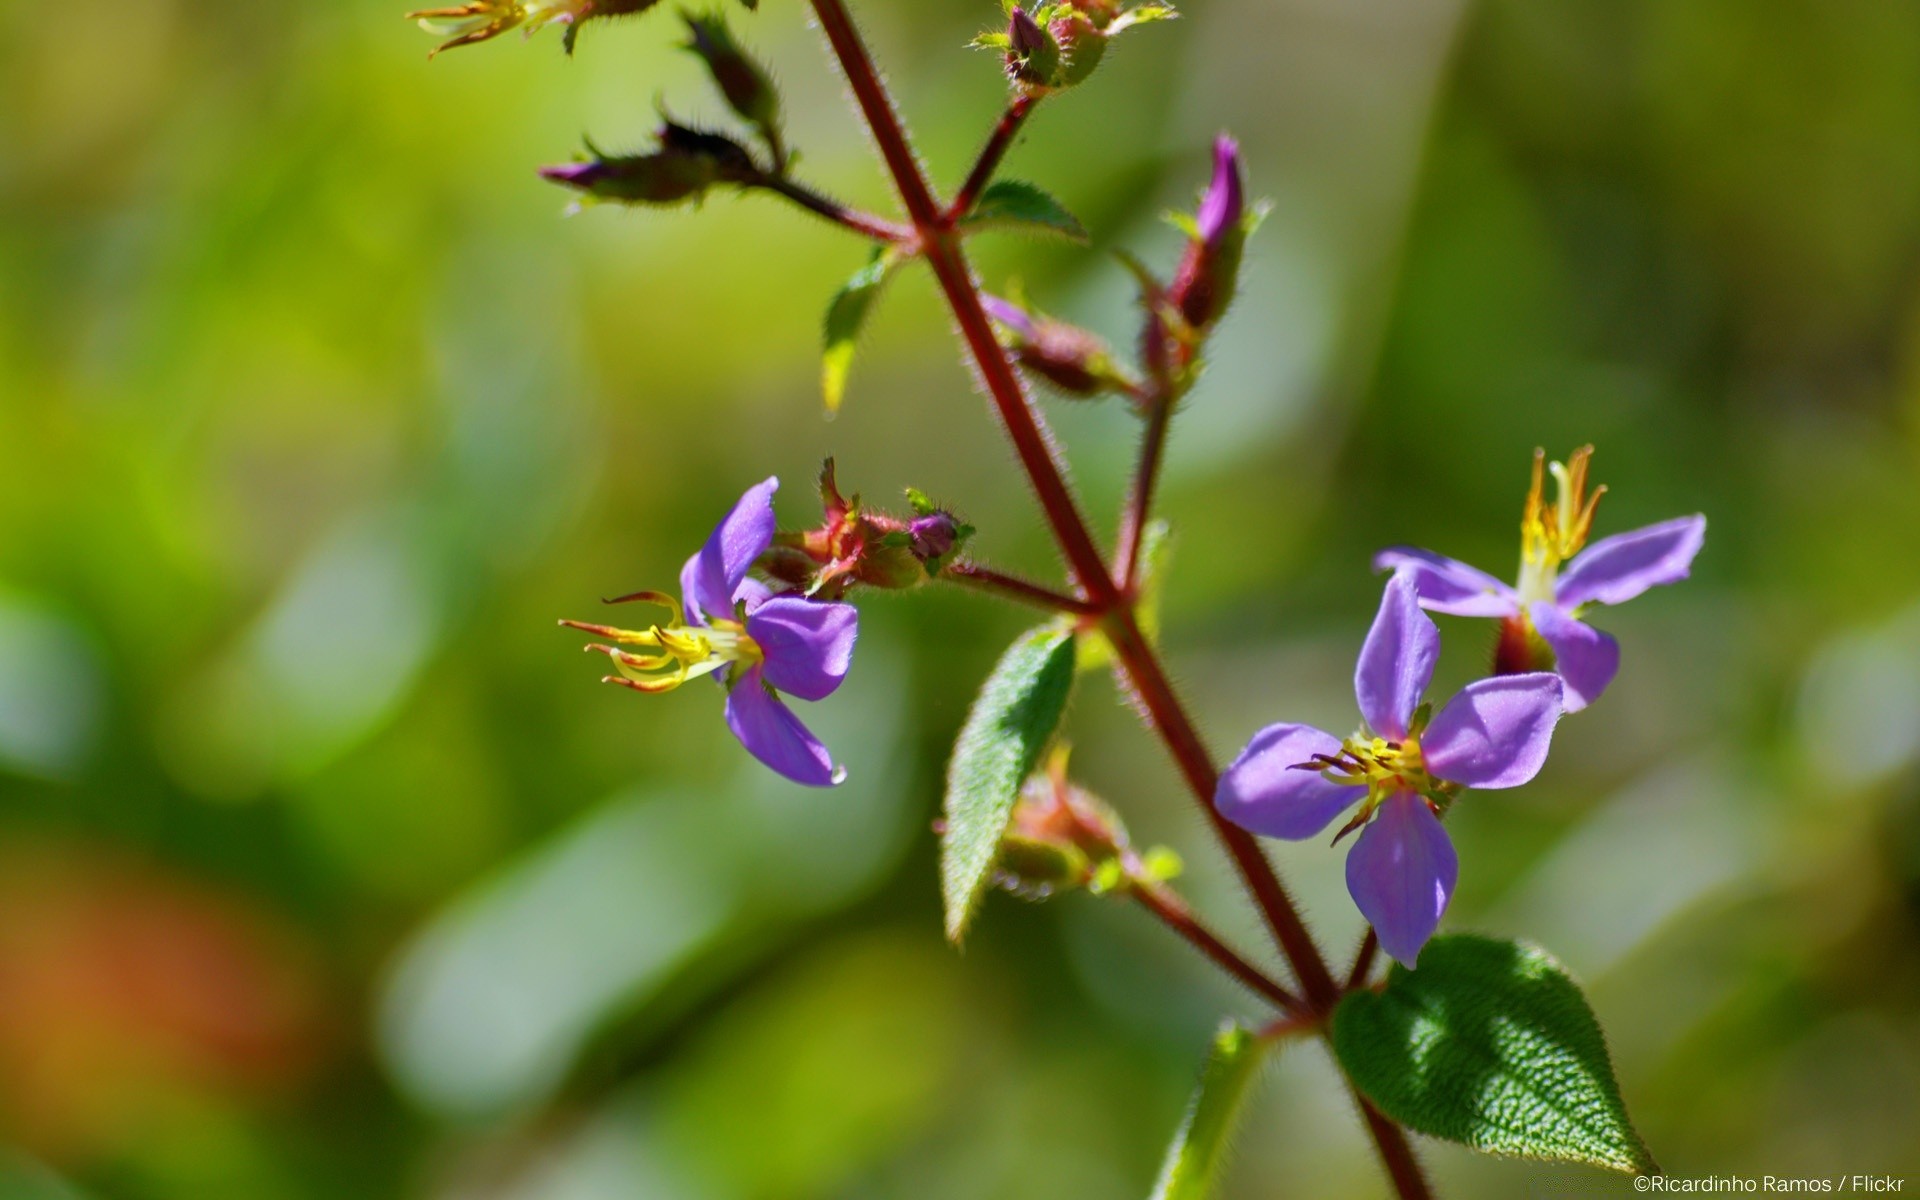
[947,92,1039,222]
[1133,882,1304,1015]
[947,561,1100,615]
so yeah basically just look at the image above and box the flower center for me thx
[1291,718,1455,843]
[561,590,763,694]
[1517,445,1606,604]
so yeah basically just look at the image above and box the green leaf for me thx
[821,247,898,414]
[960,180,1089,242]
[940,626,1077,942]
[1149,1024,1268,1200]
[1332,934,1656,1175]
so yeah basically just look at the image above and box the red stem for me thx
[1115,391,1172,587]
[948,561,1099,615]
[755,175,913,242]
[1346,928,1380,990]
[947,92,1039,222]
[1355,1091,1436,1200]
[1133,882,1303,1015]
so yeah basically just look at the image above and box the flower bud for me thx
[983,295,1136,400]
[408,0,661,57]
[682,13,784,166]
[539,123,757,207]
[1167,135,1249,332]
[1006,7,1061,88]
[770,462,974,596]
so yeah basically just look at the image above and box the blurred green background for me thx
[4,0,1920,1195]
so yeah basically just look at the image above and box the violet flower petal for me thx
[1345,791,1457,968]
[724,666,841,787]
[682,476,779,622]
[1196,135,1245,247]
[1528,602,1619,713]
[1421,673,1563,789]
[1372,547,1520,618]
[746,596,858,702]
[1215,723,1367,841]
[1554,514,1706,609]
[1354,575,1440,741]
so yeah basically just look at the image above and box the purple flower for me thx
[562,478,858,787]
[1215,576,1564,967]
[1374,447,1705,712]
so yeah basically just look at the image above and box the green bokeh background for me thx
[4,0,1919,1196]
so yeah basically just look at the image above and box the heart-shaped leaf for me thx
[940,626,1077,942]
[1332,933,1656,1174]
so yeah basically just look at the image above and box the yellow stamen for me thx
[560,589,761,696]
[1517,445,1607,603]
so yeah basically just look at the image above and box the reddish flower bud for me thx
[1168,135,1249,331]
[1006,7,1061,87]
[983,294,1137,400]
[539,122,758,207]
[769,462,974,596]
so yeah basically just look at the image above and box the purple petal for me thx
[724,666,841,787]
[682,477,779,622]
[1346,792,1457,968]
[1372,547,1519,618]
[1529,602,1619,713]
[1554,514,1706,609]
[746,596,858,702]
[1215,723,1366,841]
[1354,575,1439,741]
[1196,135,1245,247]
[1421,673,1563,789]
[981,295,1037,342]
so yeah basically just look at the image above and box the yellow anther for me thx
[561,589,760,696]
[1518,445,1608,603]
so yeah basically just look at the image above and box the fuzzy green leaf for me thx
[1149,1024,1268,1200]
[1332,934,1656,1175]
[960,180,1089,242]
[940,626,1077,942]
[821,247,898,414]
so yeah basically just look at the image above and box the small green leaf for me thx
[1332,934,1656,1175]
[1107,4,1178,35]
[941,626,1077,942]
[822,247,899,414]
[960,180,1089,242]
[1149,1024,1269,1200]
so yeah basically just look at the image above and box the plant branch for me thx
[1355,1091,1436,1200]
[1346,928,1380,991]
[752,175,914,242]
[1133,880,1304,1014]
[947,91,1040,222]
[1115,388,1173,587]
[947,561,1100,615]
[801,6,1430,1194]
